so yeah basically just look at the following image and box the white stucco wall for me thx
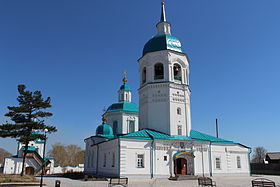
[3,157,55,175]
[85,136,250,179]
[84,138,119,177]
[210,143,250,176]
[52,164,84,174]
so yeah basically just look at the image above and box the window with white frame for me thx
[237,156,241,168]
[103,153,106,167]
[128,120,135,133]
[113,121,118,134]
[215,157,221,169]
[137,154,144,168]
[112,152,115,167]
[178,125,182,135]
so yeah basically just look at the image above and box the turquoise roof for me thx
[44,156,54,161]
[143,34,183,56]
[35,138,44,143]
[190,130,234,143]
[21,146,36,151]
[121,129,235,144]
[120,83,131,91]
[106,101,138,113]
[96,123,114,138]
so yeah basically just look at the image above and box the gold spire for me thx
[123,71,128,84]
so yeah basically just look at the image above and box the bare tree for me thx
[48,143,84,166]
[65,144,82,166]
[48,143,68,166]
[0,148,12,166]
[251,146,267,163]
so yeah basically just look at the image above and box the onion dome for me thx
[95,116,113,138]
[120,84,131,91]
[143,34,183,56]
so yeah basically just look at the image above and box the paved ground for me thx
[40,175,280,187]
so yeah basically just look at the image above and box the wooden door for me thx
[175,158,187,175]
[25,166,35,175]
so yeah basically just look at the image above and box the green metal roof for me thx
[120,83,131,91]
[190,130,234,143]
[96,123,114,137]
[44,156,54,161]
[143,34,183,56]
[21,146,36,151]
[106,101,138,113]
[35,138,44,143]
[121,129,236,144]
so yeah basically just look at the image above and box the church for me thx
[84,2,250,178]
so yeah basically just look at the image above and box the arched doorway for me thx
[175,158,187,175]
[173,151,195,176]
[25,166,35,175]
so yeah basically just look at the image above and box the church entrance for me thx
[173,151,195,176]
[175,158,187,175]
[25,166,35,175]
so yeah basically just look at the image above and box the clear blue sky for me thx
[1,0,280,154]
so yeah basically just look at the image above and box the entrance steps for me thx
[169,175,198,181]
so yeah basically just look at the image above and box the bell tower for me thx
[138,1,192,136]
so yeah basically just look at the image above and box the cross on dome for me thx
[160,0,167,22]
[123,71,128,84]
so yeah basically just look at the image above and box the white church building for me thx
[3,136,55,175]
[84,2,250,178]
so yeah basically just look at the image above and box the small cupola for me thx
[118,72,132,102]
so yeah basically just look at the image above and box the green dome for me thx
[120,83,131,91]
[143,34,183,56]
[96,123,113,137]
[106,101,138,113]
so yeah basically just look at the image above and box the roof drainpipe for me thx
[150,139,154,179]
[248,148,252,176]
[208,142,213,177]
[96,144,99,176]
[147,132,154,179]
[118,138,121,177]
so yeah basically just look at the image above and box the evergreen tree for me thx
[0,84,57,176]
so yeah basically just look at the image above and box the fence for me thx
[251,163,280,175]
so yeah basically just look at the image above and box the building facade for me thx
[84,2,251,178]
[3,137,55,175]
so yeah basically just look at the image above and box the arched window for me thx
[113,121,118,134]
[177,107,181,115]
[142,67,147,84]
[154,63,164,80]
[177,125,182,135]
[173,63,182,81]
[128,120,135,133]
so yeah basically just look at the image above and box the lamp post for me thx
[40,128,48,187]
